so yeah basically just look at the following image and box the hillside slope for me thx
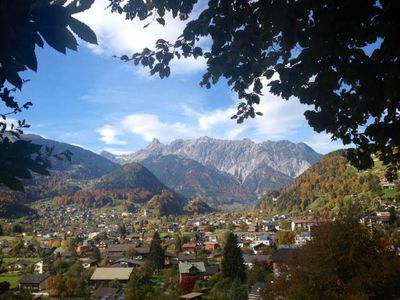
[257,151,387,216]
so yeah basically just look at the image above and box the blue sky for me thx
[16,0,346,155]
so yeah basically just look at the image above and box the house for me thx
[271,248,299,277]
[263,221,278,232]
[182,243,197,253]
[179,262,206,292]
[178,252,196,262]
[9,260,32,271]
[90,267,133,284]
[251,242,270,254]
[106,243,140,260]
[243,255,270,269]
[291,219,331,232]
[248,281,267,300]
[204,242,219,251]
[295,231,312,246]
[92,287,121,299]
[19,273,50,292]
[111,258,145,268]
[204,265,219,279]
[79,258,98,269]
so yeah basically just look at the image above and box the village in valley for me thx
[0,192,398,299]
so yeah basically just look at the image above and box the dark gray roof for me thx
[243,254,271,263]
[205,265,219,275]
[20,273,50,284]
[271,248,299,262]
[92,287,119,298]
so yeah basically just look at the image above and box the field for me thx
[1,257,41,264]
[0,274,20,288]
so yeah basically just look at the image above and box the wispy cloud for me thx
[305,133,348,154]
[97,124,127,145]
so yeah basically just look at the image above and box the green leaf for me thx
[69,17,98,45]
[65,29,78,51]
[67,0,95,14]
[156,18,165,26]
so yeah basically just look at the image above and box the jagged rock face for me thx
[108,137,323,183]
[140,154,254,205]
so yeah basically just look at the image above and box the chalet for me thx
[19,273,50,292]
[179,262,206,292]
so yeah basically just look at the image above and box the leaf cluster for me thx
[110,0,400,176]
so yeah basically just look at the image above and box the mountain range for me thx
[0,135,323,217]
[101,137,322,205]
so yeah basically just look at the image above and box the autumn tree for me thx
[221,232,246,282]
[264,209,400,299]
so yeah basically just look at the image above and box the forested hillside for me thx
[257,151,397,216]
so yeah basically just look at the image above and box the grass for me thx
[382,188,399,199]
[1,257,41,264]
[0,274,20,288]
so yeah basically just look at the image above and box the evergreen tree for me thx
[221,232,246,282]
[175,235,182,253]
[118,223,127,236]
[91,246,101,261]
[229,277,248,300]
[149,231,164,271]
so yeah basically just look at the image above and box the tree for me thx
[91,245,101,261]
[109,0,400,178]
[118,223,127,236]
[125,267,153,300]
[149,231,164,271]
[264,209,400,299]
[0,0,97,191]
[221,232,246,282]
[229,277,248,300]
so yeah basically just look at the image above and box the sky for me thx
[16,0,346,155]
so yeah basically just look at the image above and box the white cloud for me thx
[76,0,206,75]
[305,133,348,154]
[97,124,127,145]
[121,114,196,142]
[96,77,315,145]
